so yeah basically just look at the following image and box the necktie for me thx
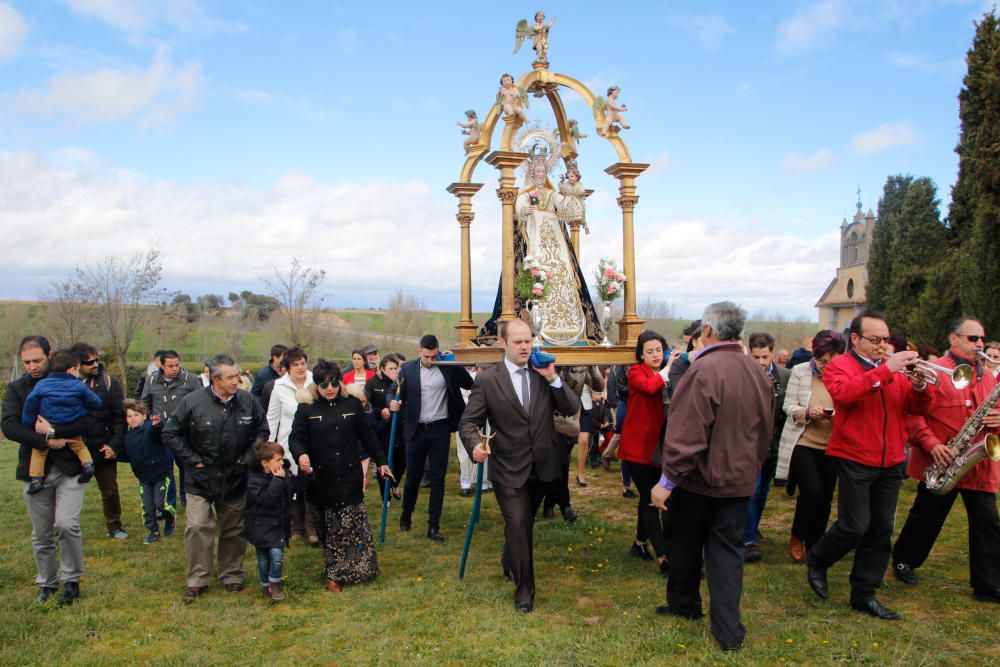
[518,368,530,414]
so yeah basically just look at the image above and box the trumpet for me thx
[901,360,974,390]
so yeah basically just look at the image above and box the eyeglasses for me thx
[317,381,338,389]
[860,335,888,346]
[959,334,985,343]
[80,358,99,366]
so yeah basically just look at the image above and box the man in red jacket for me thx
[891,316,1000,601]
[806,310,935,620]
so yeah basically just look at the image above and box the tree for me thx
[38,279,91,347]
[171,293,198,322]
[262,259,327,348]
[384,289,429,340]
[229,290,280,322]
[952,11,1000,333]
[866,175,911,312]
[197,294,225,313]
[72,249,169,389]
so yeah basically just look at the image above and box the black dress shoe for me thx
[893,562,918,585]
[850,598,900,620]
[399,514,411,532]
[973,588,1000,603]
[59,581,80,606]
[459,488,472,497]
[561,506,578,522]
[542,506,555,520]
[655,605,703,620]
[659,558,670,576]
[744,544,763,563]
[807,563,828,600]
[622,488,637,498]
[515,601,533,613]
[631,543,653,561]
[36,586,57,603]
[427,527,445,542]
[224,582,244,592]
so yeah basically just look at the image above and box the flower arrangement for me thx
[516,255,554,301]
[594,258,626,302]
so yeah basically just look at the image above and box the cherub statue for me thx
[496,73,529,124]
[561,118,588,153]
[514,11,556,63]
[457,109,481,150]
[593,86,630,133]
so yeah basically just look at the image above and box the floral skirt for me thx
[311,502,379,585]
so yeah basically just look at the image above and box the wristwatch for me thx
[45,427,56,442]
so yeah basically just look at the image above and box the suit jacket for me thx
[459,362,581,488]
[394,360,474,441]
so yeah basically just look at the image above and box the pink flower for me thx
[530,268,540,276]
[604,267,615,277]
[532,288,543,296]
[608,287,617,294]
[616,273,625,281]
[546,271,554,280]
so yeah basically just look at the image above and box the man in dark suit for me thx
[391,334,474,541]
[459,319,581,612]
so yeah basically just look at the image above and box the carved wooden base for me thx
[447,344,635,366]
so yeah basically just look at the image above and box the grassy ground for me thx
[0,440,997,666]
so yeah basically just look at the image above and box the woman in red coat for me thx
[343,350,375,387]
[619,330,680,574]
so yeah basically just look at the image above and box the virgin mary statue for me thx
[476,144,601,345]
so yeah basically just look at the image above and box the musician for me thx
[892,317,1000,602]
[806,311,935,620]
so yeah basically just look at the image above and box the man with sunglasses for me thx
[70,342,128,540]
[892,317,1000,603]
[806,310,936,620]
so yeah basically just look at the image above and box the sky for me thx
[0,0,993,319]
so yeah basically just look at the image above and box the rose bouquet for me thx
[594,258,626,302]
[516,255,553,302]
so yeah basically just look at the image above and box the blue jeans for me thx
[744,455,777,546]
[255,546,284,586]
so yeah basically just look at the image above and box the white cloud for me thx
[647,150,671,175]
[850,121,920,154]
[886,52,964,77]
[0,2,27,65]
[781,149,834,175]
[9,48,202,126]
[775,0,848,53]
[59,0,242,34]
[668,13,735,51]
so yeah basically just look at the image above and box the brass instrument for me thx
[901,360,974,390]
[924,369,1000,495]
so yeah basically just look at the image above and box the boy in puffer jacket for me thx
[123,400,176,544]
[245,442,294,601]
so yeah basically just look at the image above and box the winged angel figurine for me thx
[457,110,481,150]
[514,11,556,63]
[496,73,530,124]
[593,86,630,132]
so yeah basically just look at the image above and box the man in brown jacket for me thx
[459,319,580,612]
[651,301,774,651]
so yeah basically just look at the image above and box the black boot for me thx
[399,511,411,532]
[59,581,80,606]
[78,462,95,484]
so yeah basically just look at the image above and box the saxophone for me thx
[923,378,1000,496]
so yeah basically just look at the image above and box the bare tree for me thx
[38,279,92,348]
[384,289,428,342]
[262,259,327,348]
[73,249,169,389]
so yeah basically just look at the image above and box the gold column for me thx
[485,149,529,324]
[568,220,581,255]
[605,162,650,346]
[446,182,483,346]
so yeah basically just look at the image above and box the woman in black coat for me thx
[365,354,404,499]
[289,359,390,593]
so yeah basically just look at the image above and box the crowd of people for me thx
[4,304,1000,652]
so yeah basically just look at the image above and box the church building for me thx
[815,201,876,332]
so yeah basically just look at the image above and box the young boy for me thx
[245,442,293,601]
[21,349,100,494]
[122,400,176,544]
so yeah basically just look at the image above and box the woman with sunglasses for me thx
[289,360,391,592]
[775,330,846,562]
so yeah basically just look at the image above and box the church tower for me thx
[816,196,875,332]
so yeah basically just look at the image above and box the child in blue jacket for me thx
[21,349,100,494]
[123,400,176,544]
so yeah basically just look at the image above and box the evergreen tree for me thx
[866,175,911,312]
[952,11,1000,333]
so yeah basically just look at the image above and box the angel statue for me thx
[457,110,481,150]
[496,73,529,124]
[561,118,588,154]
[476,144,601,345]
[558,160,589,234]
[514,11,556,63]
[593,86,630,133]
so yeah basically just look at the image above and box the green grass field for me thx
[0,441,997,666]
